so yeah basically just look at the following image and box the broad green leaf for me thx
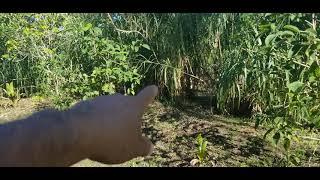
[1,54,9,59]
[289,14,296,20]
[202,140,207,152]
[93,27,102,36]
[277,30,294,37]
[274,117,283,124]
[102,83,115,94]
[287,81,304,93]
[283,25,300,33]
[265,34,277,47]
[309,75,316,82]
[302,96,313,102]
[197,134,203,145]
[5,82,15,97]
[83,23,92,31]
[141,44,151,50]
[259,24,271,32]
[305,28,317,36]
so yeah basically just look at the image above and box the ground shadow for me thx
[164,95,216,119]
[32,99,54,111]
[142,125,165,144]
[171,97,254,127]
[158,110,183,123]
[177,104,214,120]
[203,130,235,150]
[239,136,266,157]
[175,127,235,151]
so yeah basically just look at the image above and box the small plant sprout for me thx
[190,133,208,166]
[2,82,20,106]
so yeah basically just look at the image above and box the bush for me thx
[0,14,143,109]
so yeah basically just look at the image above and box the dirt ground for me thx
[0,98,319,167]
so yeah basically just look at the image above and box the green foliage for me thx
[254,14,320,158]
[196,134,208,163]
[63,34,142,101]
[0,14,143,109]
[0,13,319,164]
[4,82,15,99]
[2,82,20,106]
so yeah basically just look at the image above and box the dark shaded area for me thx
[158,110,183,123]
[167,99,254,128]
[168,94,254,118]
[155,148,172,159]
[175,103,214,120]
[34,101,52,111]
[203,131,236,150]
[225,97,253,118]
[239,136,266,157]
[141,125,165,144]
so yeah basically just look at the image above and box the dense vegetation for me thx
[0,13,319,166]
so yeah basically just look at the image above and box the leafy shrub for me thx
[0,14,144,109]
